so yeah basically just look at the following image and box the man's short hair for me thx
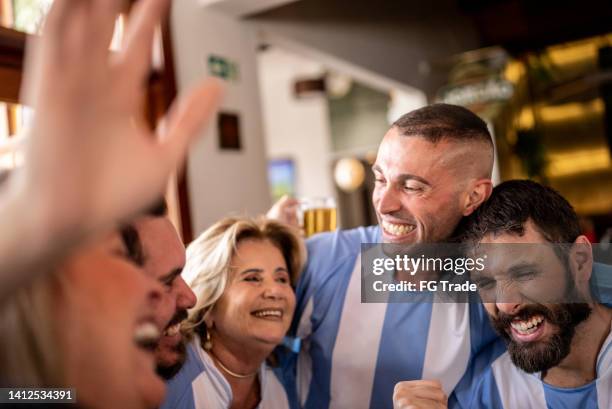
[393,103,492,146]
[456,179,581,244]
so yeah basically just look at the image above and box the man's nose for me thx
[376,186,401,215]
[493,279,525,307]
[496,302,522,316]
[176,276,197,309]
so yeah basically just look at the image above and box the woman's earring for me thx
[203,329,213,351]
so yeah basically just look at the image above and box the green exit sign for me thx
[208,55,239,82]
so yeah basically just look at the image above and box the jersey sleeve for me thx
[449,302,506,409]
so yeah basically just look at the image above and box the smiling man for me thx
[458,180,612,409]
[276,104,504,409]
[121,201,197,379]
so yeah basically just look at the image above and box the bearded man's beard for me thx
[492,302,591,373]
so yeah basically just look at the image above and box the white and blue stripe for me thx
[281,226,502,409]
[470,328,612,409]
[161,335,290,409]
[278,227,612,409]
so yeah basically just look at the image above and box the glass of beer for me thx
[301,197,337,238]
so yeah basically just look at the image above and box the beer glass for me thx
[301,197,337,237]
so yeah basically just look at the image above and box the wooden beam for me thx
[0,26,25,70]
[0,66,21,103]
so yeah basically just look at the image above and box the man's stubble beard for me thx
[156,339,187,380]
[491,279,592,374]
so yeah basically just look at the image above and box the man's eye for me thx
[404,185,423,192]
[110,246,136,265]
[514,271,536,281]
[111,247,127,258]
[374,178,386,185]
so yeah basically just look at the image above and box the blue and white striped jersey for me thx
[469,328,612,409]
[160,335,290,409]
[279,226,502,409]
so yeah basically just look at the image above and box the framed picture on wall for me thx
[218,111,241,150]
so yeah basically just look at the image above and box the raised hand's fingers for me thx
[20,36,43,108]
[267,195,300,226]
[271,195,300,213]
[22,0,91,107]
[280,196,300,208]
[88,0,129,55]
[114,0,170,86]
[40,0,92,56]
[157,78,223,168]
[41,0,77,40]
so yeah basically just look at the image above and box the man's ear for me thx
[462,178,493,216]
[569,235,593,286]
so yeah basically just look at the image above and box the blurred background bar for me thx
[0,0,610,242]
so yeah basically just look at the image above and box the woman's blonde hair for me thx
[0,270,65,387]
[182,216,305,337]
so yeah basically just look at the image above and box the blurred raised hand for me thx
[267,195,300,229]
[0,0,222,294]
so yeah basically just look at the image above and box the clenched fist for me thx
[393,380,448,409]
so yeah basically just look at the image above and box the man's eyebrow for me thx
[398,174,431,186]
[371,165,430,186]
[159,268,183,284]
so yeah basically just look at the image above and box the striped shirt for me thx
[278,226,502,409]
[160,335,290,409]
[469,326,612,409]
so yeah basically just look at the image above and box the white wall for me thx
[257,47,335,199]
[171,0,271,235]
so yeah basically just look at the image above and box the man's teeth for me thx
[134,322,160,347]
[382,221,415,236]
[253,309,282,318]
[164,323,181,337]
[510,315,544,334]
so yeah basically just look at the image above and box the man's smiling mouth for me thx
[382,220,416,236]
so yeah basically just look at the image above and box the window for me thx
[12,0,53,34]
[0,102,29,170]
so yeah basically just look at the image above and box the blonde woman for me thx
[0,230,167,409]
[161,217,305,409]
